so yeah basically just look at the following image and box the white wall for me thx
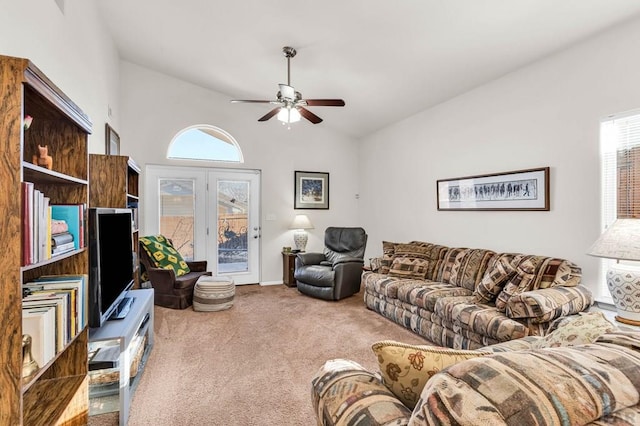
[359,17,640,299]
[0,0,120,153]
[119,61,360,284]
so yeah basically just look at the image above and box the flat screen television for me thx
[88,208,135,328]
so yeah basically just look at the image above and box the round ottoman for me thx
[193,276,235,312]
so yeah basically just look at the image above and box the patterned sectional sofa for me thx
[311,330,640,425]
[364,241,594,349]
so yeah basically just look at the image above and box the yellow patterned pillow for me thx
[140,235,190,277]
[371,341,491,409]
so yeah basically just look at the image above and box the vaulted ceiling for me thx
[97,1,640,138]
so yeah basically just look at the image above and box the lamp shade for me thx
[289,214,314,230]
[588,219,640,261]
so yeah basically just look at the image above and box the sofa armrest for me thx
[311,359,411,426]
[146,267,178,293]
[506,285,594,323]
[296,252,326,266]
[186,260,207,272]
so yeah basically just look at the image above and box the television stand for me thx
[111,296,134,320]
[88,289,154,425]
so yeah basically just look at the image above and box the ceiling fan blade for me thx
[303,99,345,107]
[258,107,281,122]
[230,99,273,104]
[298,107,323,124]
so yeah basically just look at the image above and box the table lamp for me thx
[289,214,313,252]
[588,218,640,326]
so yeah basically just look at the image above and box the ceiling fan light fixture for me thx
[277,106,301,124]
[231,46,344,125]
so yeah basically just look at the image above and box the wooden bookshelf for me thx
[89,154,141,287]
[0,54,91,425]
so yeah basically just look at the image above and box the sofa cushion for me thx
[479,336,542,353]
[379,240,398,274]
[312,359,412,426]
[531,311,617,349]
[411,338,640,426]
[473,253,521,303]
[505,285,595,323]
[371,340,490,409]
[388,257,430,280]
[139,235,191,277]
[435,296,529,342]
[389,243,445,280]
[407,242,449,280]
[362,272,405,299]
[436,248,496,291]
[397,282,472,312]
[495,255,582,312]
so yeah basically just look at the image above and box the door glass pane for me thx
[159,179,195,260]
[217,180,249,273]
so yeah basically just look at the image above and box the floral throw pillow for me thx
[371,341,490,409]
[532,311,617,349]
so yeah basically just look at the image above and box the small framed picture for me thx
[105,123,120,155]
[294,171,329,209]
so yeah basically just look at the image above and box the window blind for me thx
[599,110,640,300]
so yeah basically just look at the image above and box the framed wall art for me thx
[105,123,120,155]
[437,167,550,211]
[294,171,329,209]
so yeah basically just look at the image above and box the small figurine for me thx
[32,145,53,170]
[23,115,33,130]
[22,334,39,382]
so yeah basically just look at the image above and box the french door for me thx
[145,165,260,284]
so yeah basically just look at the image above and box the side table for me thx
[282,252,297,287]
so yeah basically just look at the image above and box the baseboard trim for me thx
[260,281,282,286]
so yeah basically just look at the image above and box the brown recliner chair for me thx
[138,237,211,309]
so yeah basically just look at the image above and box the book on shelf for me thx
[22,294,67,352]
[51,231,74,247]
[51,241,75,256]
[21,182,55,265]
[25,274,87,333]
[21,182,33,266]
[51,204,86,251]
[24,288,75,340]
[22,306,57,367]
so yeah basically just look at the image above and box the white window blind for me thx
[599,110,640,300]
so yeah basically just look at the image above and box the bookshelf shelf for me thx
[21,248,87,272]
[23,162,89,186]
[0,54,91,425]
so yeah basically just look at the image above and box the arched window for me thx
[168,125,243,163]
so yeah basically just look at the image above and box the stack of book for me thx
[21,275,87,369]
[51,222,75,256]
[21,181,86,266]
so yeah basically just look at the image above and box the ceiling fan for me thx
[230,46,345,125]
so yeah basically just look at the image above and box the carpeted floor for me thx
[89,284,429,425]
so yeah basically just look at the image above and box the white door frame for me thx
[144,164,261,284]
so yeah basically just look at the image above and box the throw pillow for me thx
[379,241,398,274]
[496,256,583,312]
[371,340,490,409]
[473,254,520,303]
[388,257,430,280]
[140,235,191,277]
[532,311,617,349]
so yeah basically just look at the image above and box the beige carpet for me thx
[89,284,428,425]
